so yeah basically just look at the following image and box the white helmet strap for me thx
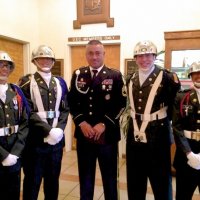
[34,59,54,73]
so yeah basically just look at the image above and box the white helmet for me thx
[188,61,200,78]
[0,51,15,70]
[133,40,157,57]
[31,45,55,62]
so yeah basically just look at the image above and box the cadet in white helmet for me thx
[173,60,200,200]
[124,40,180,200]
[0,51,29,200]
[18,45,69,200]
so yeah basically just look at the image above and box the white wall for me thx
[1,0,200,74]
[0,0,200,152]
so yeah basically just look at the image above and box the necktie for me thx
[92,70,98,79]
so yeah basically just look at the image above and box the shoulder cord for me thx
[75,70,90,94]
[180,92,190,117]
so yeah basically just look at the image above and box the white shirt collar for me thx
[90,65,104,74]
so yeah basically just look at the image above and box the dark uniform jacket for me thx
[126,65,180,145]
[173,88,200,168]
[19,72,69,152]
[0,84,29,172]
[68,65,126,144]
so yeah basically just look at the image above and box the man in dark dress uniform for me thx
[68,40,126,200]
[19,45,69,200]
[173,60,200,200]
[124,40,180,200]
[0,51,29,200]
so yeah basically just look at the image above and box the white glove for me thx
[187,152,200,170]
[44,135,57,145]
[44,128,63,145]
[2,154,18,166]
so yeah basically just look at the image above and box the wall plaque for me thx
[73,0,114,29]
[125,59,138,75]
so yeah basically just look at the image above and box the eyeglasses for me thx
[0,62,12,70]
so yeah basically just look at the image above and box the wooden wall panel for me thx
[0,38,24,84]
[71,44,120,73]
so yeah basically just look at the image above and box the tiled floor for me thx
[20,150,199,200]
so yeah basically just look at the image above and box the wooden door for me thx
[70,44,120,149]
[0,37,24,84]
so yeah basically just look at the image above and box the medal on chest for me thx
[13,97,18,110]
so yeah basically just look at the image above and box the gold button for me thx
[5,105,8,108]
[49,93,52,96]
[193,99,197,103]
[197,120,200,123]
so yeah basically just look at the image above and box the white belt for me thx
[131,107,167,122]
[184,130,200,141]
[37,111,60,119]
[0,125,19,136]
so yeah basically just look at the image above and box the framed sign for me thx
[125,58,138,75]
[52,59,64,77]
[73,0,114,29]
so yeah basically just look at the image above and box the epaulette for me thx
[124,73,134,84]
[78,66,88,70]
[178,88,191,94]
[163,68,171,73]
[19,74,32,88]
[108,67,120,73]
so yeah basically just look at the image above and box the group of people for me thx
[0,39,199,200]
[0,45,69,200]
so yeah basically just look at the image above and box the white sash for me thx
[30,75,62,128]
[129,70,163,143]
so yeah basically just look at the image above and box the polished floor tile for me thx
[20,150,200,200]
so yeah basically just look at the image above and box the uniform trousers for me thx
[126,141,172,200]
[0,169,20,200]
[76,140,119,200]
[23,148,63,200]
[175,159,200,200]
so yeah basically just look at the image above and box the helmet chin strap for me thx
[0,76,8,81]
[34,60,54,73]
[140,64,154,72]
[194,82,200,88]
